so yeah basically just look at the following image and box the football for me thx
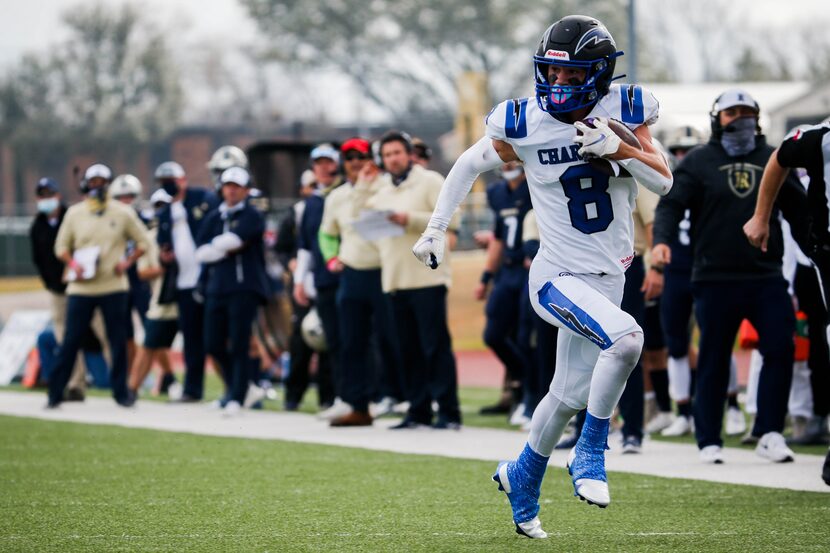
[577,117,642,176]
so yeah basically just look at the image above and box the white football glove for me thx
[412,226,446,270]
[573,117,621,159]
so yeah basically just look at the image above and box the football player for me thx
[207,145,249,191]
[413,15,671,538]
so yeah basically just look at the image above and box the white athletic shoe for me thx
[725,407,747,436]
[243,383,267,409]
[755,432,795,463]
[699,445,724,464]
[661,415,693,437]
[208,399,224,410]
[509,404,530,427]
[392,400,410,414]
[621,436,642,454]
[645,412,675,434]
[566,447,610,507]
[167,382,183,402]
[317,398,352,420]
[369,397,395,418]
[222,400,241,417]
[517,517,548,539]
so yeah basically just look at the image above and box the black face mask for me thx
[721,116,757,157]
[160,179,179,196]
[87,186,107,201]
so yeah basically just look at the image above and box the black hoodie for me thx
[653,136,807,282]
[29,206,68,293]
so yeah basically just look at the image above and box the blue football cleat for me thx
[492,461,548,538]
[566,445,610,508]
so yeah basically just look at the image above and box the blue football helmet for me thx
[534,15,623,117]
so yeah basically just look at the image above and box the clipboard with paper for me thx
[351,210,405,241]
[65,246,100,281]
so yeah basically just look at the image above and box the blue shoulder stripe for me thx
[620,85,644,125]
[505,98,529,139]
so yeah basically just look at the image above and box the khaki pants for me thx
[49,292,109,392]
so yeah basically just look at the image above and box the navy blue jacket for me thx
[197,203,270,301]
[298,192,339,290]
[487,178,532,268]
[156,187,219,249]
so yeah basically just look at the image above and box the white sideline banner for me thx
[0,310,50,385]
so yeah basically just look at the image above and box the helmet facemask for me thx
[534,54,622,116]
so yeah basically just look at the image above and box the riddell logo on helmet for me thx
[545,49,570,60]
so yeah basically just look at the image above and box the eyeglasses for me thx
[344,153,369,161]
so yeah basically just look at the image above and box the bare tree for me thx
[0,1,182,165]
[239,0,628,118]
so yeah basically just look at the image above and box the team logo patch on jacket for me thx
[719,162,764,198]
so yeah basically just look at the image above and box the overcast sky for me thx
[1,0,255,69]
[3,0,828,71]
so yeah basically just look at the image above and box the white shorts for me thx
[528,256,642,408]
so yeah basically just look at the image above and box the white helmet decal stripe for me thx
[574,28,610,55]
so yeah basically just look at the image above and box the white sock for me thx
[745,349,763,415]
[728,355,738,395]
[668,355,691,402]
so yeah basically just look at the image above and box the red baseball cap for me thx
[340,138,370,155]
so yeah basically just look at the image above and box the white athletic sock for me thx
[587,332,643,418]
[745,349,763,415]
[728,355,738,395]
[788,360,814,419]
[667,355,692,402]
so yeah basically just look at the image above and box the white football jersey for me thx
[485,84,660,275]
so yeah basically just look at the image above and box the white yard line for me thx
[1,390,827,493]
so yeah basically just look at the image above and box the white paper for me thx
[67,245,100,281]
[352,210,405,241]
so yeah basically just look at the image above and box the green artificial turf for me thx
[0,415,828,553]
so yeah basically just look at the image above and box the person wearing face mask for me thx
[154,161,220,402]
[47,163,150,408]
[29,177,108,401]
[652,89,808,464]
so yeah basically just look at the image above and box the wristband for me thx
[480,271,493,285]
